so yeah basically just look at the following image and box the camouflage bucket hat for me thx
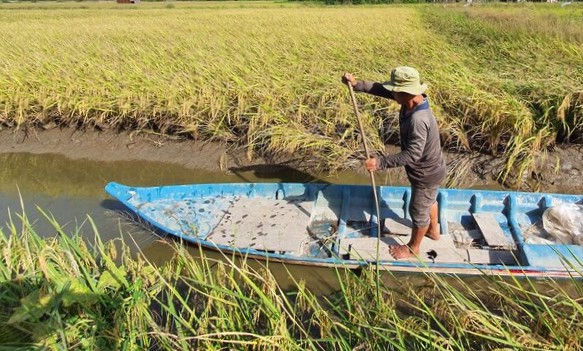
[382,66,428,95]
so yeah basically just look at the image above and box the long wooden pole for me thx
[346,82,382,238]
[346,82,383,302]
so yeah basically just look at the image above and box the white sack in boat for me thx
[542,203,583,245]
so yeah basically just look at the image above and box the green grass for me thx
[0,2,582,186]
[0,205,582,350]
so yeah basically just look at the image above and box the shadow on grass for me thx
[0,275,126,350]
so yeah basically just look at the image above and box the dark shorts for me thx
[410,185,439,228]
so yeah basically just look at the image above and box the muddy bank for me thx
[1,127,582,194]
[0,127,236,171]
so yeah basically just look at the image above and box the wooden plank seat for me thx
[472,213,515,249]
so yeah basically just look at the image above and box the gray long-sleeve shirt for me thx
[353,80,446,187]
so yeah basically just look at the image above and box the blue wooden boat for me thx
[105,181,583,279]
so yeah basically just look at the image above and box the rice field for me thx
[0,2,582,184]
[0,208,582,350]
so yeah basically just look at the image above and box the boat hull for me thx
[105,182,583,279]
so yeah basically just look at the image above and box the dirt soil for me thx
[1,127,582,194]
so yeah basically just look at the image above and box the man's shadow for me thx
[227,161,330,184]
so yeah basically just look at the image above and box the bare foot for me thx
[425,231,440,241]
[389,244,418,259]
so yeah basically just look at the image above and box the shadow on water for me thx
[226,162,331,184]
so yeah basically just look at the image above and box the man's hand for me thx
[364,157,378,172]
[342,73,356,86]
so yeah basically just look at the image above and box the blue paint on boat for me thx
[105,181,583,279]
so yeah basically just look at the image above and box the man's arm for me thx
[342,73,394,100]
[353,80,394,100]
[378,116,428,169]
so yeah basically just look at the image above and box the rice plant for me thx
[0,2,582,187]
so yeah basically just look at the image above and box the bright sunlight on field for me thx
[0,2,582,185]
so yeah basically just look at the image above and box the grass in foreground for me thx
[0,207,582,350]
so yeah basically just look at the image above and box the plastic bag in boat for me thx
[542,203,583,245]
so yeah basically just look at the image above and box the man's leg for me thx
[389,225,429,259]
[426,202,440,240]
[389,185,438,259]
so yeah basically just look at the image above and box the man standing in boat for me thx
[342,66,446,259]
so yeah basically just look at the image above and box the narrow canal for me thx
[2,151,572,294]
[0,152,380,294]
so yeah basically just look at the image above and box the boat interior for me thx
[203,185,521,265]
[117,182,583,269]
